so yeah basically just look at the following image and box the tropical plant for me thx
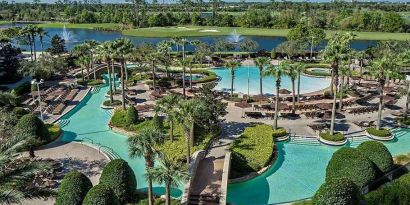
[75,55,90,82]
[178,58,188,98]
[113,38,134,110]
[285,63,298,114]
[55,171,92,205]
[147,52,160,92]
[36,27,48,56]
[239,38,259,58]
[338,61,351,111]
[155,94,182,142]
[369,56,399,130]
[147,156,189,205]
[313,178,361,205]
[254,57,270,95]
[322,32,355,135]
[224,60,241,97]
[82,184,120,205]
[128,125,165,205]
[95,41,114,103]
[186,56,194,89]
[263,62,287,129]
[357,141,393,173]
[157,40,173,77]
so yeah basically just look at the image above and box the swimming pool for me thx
[211,66,331,95]
[227,129,410,205]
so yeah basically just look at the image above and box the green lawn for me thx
[35,23,410,41]
[0,21,11,25]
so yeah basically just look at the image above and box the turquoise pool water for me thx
[227,129,410,205]
[59,79,182,197]
[211,66,331,95]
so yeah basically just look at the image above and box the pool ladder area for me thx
[56,119,70,128]
[288,136,321,146]
[74,137,121,161]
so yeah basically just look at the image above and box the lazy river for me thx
[57,77,410,205]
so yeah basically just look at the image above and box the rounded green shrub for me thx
[366,127,391,137]
[365,173,410,205]
[99,159,137,204]
[357,141,393,173]
[326,147,376,187]
[272,128,287,138]
[319,132,345,142]
[126,106,138,125]
[82,184,120,205]
[55,171,92,205]
[313,178,361,205]
[15,113,49,141]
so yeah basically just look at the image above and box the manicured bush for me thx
[313,178,361,205]
[326,147,376,187]
[47,124,62,141]
[365,173,410,205]
[366,127,391,137]
[15,113,50,141]
[230,124,275,177]
[110,109,128,128]
[83,184,120,205]
[55,171,92,205]
[103,99,122,107]
[272,128,287,138]
[319,132,345,142]
[99,159,137,204]
[357,141,393,173]
[126,106,138,125]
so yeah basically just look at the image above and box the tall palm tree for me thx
[155,94,182,142]
[147,156,189,205]
[157,40,173,78]
[36,27,47,56]
[322,32,355,135]
[0,133,50,204]
[171,36,182,54]
[75,55,89,82]
[186,56,194,90]
[369,56,399,130]
[285,63,298,114]
[178,59,188,98]
[128,126,165,205]
[147,52,159,92]
[20,26,34,61]
[292,63,305,103]
[85,40,99,80]
[113,38,134,110]
[338,62,351,111]
[224,60,241,97]
[179,38,190,60]
[254,57,270,95]
[400,50,410,119]
[263,62,287,130]
[95,42,114,103]
[177,99,202,165]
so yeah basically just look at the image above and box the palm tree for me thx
[147,52,159,92]
[128,125,165,205]
[113,38,134,110]
[177,99,202,165]
[85,40,99,80]
[171,36,182,54]
[20,26,34,61]
[147,156,189,205]
[285,63,298,114]
[369,56,399,130]
[291,63,305,103]
[179,38,190,60]
[263,62,287,130]
[178,59,188,98]
[186,56,194,90]
[157,40,173,78]
[338,62,351,111]
[254,57,270,95]
[75,55,89,82]
[400,50,410,119]
[36,27,47,56]
[224,60,241,97]
[95,42,114,103]
[155,94,182,142]
[0,133,50,204]
[322,32,355,135]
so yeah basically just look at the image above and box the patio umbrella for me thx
[279,89,291,95]
[253,94,269,102]
[235,101,251,117]
[316,103,333,110]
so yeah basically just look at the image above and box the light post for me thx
[31,79,44,121]
[310,36,316,60]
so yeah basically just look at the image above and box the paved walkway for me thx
[190,122,247,197]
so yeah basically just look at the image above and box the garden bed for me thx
[101,99,122,109]
[230,124,276,178]
[366,128,394,141]
[319,132,347,146]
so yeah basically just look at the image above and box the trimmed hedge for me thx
[83,184,120,205]
[77,79,105,86]
[357,141,393,173]
[319,132,345,142]
[126,106,138,125]
[326,147,376,188]
[313,178,361,205]
[111,109,128,128]
[366,127,391,137]
[230,124,275,177]
[99,159,137,204]
[272,128,287,138]
[15,113,50,141]
[103,99,122,107]
[55,171,92,205]
[365,173,410,205]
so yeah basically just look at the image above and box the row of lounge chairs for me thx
[303,111,323,119]
[347,106,378,114]
[48,88,79,115]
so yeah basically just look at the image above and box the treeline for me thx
[0,1,409,33]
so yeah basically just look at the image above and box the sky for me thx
[5,0,410,3]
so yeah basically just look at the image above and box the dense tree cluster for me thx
[0,1,409,32]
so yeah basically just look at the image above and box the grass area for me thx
[0,21,11,25]
[35,23,410,40]
[319,132,345,142]
[230,124,275,178]
[366,127,391,137]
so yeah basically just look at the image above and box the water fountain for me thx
[228,29,243,44]
[61,24,75,43]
